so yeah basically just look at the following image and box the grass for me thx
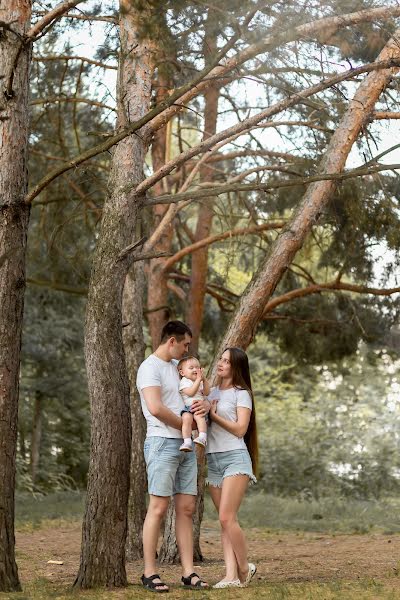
[205,492,400,534]
[15,492,85,530]
[15,490,400,534]
[1,579,400,600]
[8,491,400,599]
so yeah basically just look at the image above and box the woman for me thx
[207,347,259,588]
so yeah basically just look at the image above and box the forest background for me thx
[20,0,400,501]
[1,0,400,594]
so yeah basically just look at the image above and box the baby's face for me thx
[180,359,201,381]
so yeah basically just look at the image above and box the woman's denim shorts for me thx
[206,449,257,488]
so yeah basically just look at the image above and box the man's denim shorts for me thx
[206,449,257,488]
[144,436,197,497]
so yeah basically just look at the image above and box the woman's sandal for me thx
[239,563,257,587]
[141,573,169,593]
[181,572,208,589]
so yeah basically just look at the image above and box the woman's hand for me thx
[209,400,218,420]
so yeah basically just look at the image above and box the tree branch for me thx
[162,221,285,272]
[30,96,115,111]
[24,6,400,203]
[143,162,400,206]
[25,8,257,204]
[136,59,400,198]
[33,54,117,70]
[264,281,400,314]
[27,0,87,41]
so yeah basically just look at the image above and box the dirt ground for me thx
[15,520,400,591]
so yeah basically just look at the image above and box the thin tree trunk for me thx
[147,71,173,350]
[123,264,147,561]
[211,29,400,370]
[159,20,219,564]
[158,501,178,563]
[0,1,32,592]
[183,20,219,348]
[186,83,219,352]
[30,391,42,485]
[74,1,155,588]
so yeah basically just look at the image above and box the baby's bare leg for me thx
[193,413,207,434]
[182,412,194,438]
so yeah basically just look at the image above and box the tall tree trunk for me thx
[211,29,400,367]
[30,391,42,485]
[147,71,173,350]
[185,83,219,352]
[123,264,147,561]
[0,1,32,592]
[159,21,219,564]
[74,1,155,588]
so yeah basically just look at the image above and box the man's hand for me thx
[191,398,211,417]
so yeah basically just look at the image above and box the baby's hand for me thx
[196,367,204,380]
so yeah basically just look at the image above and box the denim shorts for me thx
[144,436,197,497]
[206,449,257,488]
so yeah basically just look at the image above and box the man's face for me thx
[170,333,192,360]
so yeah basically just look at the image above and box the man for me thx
[136,320,209,592]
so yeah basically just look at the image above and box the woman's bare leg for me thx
[218,475,250,582]
[209,485,239,581]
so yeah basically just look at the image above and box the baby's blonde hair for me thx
[177,355,200,377]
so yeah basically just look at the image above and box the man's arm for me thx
[142,386,182,430]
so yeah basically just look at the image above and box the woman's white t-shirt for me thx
[206,386,252,453]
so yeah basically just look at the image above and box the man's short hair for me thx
[160,320,192,344]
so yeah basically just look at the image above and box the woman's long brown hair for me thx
[219,347,259,477]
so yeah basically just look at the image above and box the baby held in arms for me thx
[178,356,210,452]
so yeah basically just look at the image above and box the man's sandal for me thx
[181,572,208,589]
[141,573,169,593]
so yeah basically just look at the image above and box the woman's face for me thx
[217,350,232,379]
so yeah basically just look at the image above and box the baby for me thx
[178,355,210,452]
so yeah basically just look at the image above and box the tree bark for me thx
[185,83,219,352]
[211,28,400,374]
[158,501,179,564]
[74,0,155,588]
[0,0,32,592]
[123,264,147,561]
[147,72,173,349]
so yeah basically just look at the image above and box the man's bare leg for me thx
[142,495,169,590]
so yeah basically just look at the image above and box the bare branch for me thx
[372,111,400,119]
[33,54,117,70]
[264,281,400,314]
[32,10,117,24]
[162,221,286,272]
[27,0,87,41]
[30,96,115,111]
[143,162,400,206]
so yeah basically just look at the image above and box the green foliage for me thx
[250,335,400,499]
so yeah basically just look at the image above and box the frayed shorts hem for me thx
[206,472,257,488]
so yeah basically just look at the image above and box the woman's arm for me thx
[210,402,251,438]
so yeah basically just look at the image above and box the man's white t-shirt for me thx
[136,354,185,439]
[179,377,204,407]
[206,386,252,453]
